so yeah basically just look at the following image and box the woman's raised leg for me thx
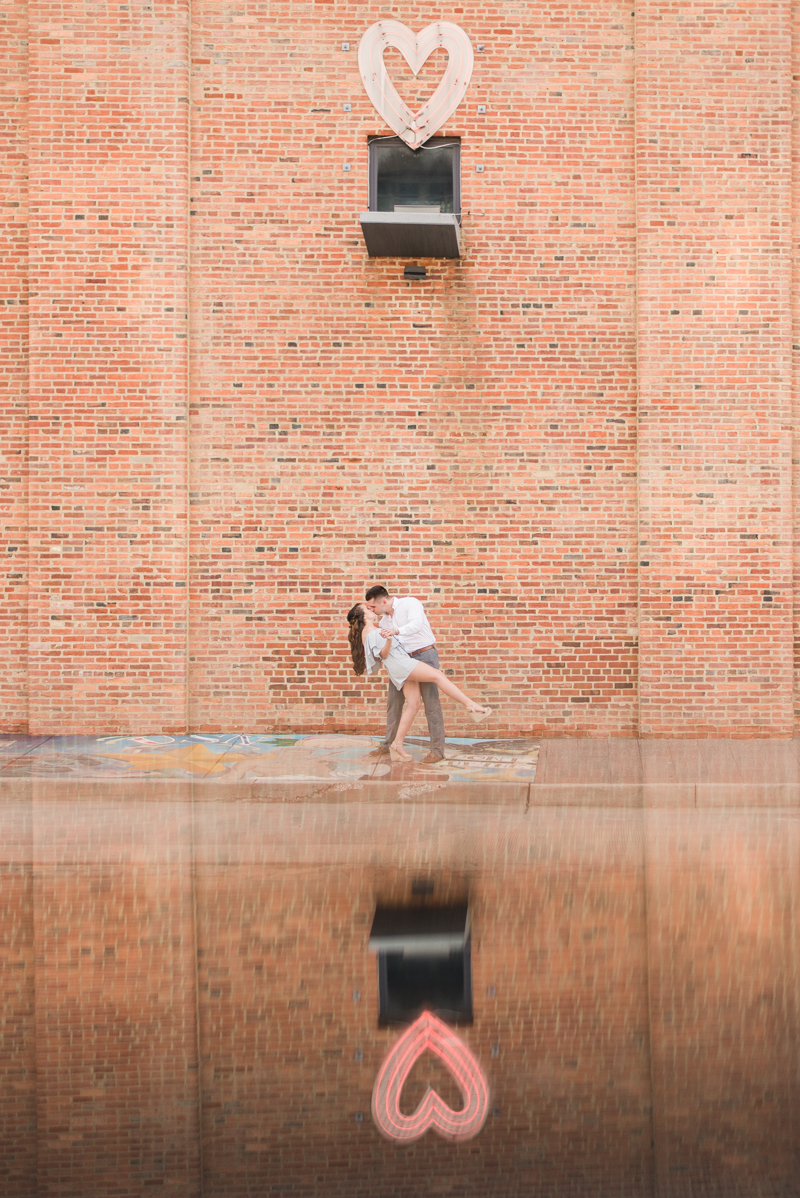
[406,662,491,719]
[389,680,421,759]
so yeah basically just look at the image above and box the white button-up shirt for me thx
[379,595,436,654]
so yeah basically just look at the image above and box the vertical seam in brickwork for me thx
[25,0,36,1134]
[188,0,203,1180]
[23,0,31,736]
[792,18,800,1174]
[187,4,202,1185]
[633,4,642,740]
[27,0,36,1131]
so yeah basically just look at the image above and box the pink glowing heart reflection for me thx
[371,1011,490,1143]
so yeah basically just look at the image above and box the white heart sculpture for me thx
[358,20,474,150]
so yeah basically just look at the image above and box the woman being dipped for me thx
[347,603,491,761]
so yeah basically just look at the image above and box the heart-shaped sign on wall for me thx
[358,20,474,150]
[371,1011,490,1143]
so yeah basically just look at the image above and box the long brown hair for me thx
[347,603,367,675]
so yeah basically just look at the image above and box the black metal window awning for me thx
[359,211,462,258]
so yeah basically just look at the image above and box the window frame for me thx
[377,936,474,1028]
[368,136,462,221]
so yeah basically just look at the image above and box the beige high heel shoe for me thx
[469,705,492,723]
[389,744,412,761]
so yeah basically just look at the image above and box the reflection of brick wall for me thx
[3,796,798,1195]
[647,813,800,1197]
[195,861,654,1196]
[31,861,201,1197]
[0,862,36,1196]
[3,0,796,737]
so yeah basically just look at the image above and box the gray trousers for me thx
[384,646,445,757]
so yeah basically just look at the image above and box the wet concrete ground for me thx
[4,733,800,805]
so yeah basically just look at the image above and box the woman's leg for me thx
[406,662,488,713]
[390,680,421,757]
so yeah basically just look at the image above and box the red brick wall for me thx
[0,0,29,731]
[186,0,638,737]
[636,0,794,736]
[25,0,190,734]
[1,0,797,736]
[794,0,800,733]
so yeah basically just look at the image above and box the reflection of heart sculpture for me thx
[371,1011,490,1142]
[358,21,474,150]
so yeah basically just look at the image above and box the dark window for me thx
[369,902,472,1026]
[378,941,473,1026]
[369,137,461,217]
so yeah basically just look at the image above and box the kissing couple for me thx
[347,585,491,762]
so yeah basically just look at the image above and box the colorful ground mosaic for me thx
[0,734,540,785]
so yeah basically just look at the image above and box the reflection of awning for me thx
[368,903,469,956]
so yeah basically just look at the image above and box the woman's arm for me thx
[380,632,394,660]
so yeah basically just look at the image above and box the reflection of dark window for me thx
[369,903,472,1027]
[369,137,460,216]
[379,942,473,1026]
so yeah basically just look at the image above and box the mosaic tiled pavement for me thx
[0,733,540,785]
[6,734,800,804]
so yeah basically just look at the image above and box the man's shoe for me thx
[420,752,445,765]
[367,746,392,759]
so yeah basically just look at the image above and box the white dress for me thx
[364,628,419,691]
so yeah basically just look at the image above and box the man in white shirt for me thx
[364,584,445,764]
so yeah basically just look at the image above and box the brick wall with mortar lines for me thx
[17,0,191,735]
[1,0,797,735]
[636,0,794,736]
[793,3,800,732]
[0,0,29,730]
[186,0,638,737]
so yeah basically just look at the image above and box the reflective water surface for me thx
[2,751,799,1196]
